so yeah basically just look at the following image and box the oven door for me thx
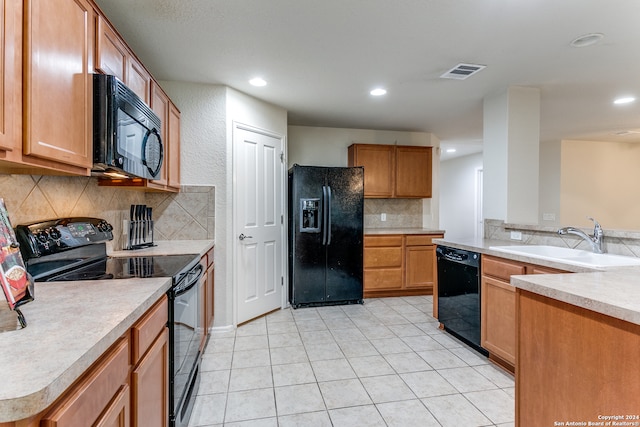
[169,263,204,427]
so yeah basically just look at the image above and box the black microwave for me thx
[92,74,163,180]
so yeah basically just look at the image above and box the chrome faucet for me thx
[557,217,604,254]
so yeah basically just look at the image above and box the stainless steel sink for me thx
[488,245,640,268]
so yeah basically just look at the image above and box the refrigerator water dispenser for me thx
[300,199,321,232]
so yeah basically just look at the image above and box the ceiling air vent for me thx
[440,63,486,80]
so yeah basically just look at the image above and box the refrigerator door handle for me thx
[322,185,328,246]
[327,185,332,245]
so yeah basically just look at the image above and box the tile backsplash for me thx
[364,198,422,228]
[0,174,214,250]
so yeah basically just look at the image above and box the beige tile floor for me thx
[189,296,515,427]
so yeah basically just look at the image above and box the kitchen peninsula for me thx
[0,240,213,425]
[435,237,640,426]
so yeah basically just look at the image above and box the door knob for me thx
[238,233,253,241]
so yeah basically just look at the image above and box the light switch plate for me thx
[381,213,387,222]
[510,231,523,240]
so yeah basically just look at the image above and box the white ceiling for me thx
[94,0,640,161]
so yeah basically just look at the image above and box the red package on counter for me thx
[0,199,33,310]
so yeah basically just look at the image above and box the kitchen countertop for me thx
[0,239,214,423]
[365,227,445,235]
[109,239,214,258]
[435,236,640,326]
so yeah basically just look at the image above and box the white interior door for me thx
[234,124,284,324]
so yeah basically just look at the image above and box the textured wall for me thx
[0,174,214,251]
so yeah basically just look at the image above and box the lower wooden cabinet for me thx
[95,385,130,427]
[364,233,443,297]
[33,296,169,427]
[131,329,168,427]
[481,255,567,370]
[40,336,131,427]
[517,289,640,425]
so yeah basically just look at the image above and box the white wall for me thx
[287,125,441,229]
[539,140,561,226]
[161,81,287,328]
[439,153,483,240]
[483,86,540,224]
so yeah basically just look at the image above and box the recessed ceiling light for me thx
[613,96,635,105]
[446,148,456,153]
[370,88,387,96]
[249,77,267,87]
[570,33,604,48]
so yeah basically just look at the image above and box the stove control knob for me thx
[35,229,49,243]
[97,220,113,232]
[48,227,61,240]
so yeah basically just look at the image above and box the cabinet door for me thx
[348,144,394,197]
[363,236,403,290]
[150,82,169,186]
[41,337,130,427]
[127,58,152,105]
[95,385,130,427]
[96,15,127,81]
[405,244,436,290]
[0,0,21,153]
[23,0,94,169]
[132,328,168,427]
[205,265,215,332]
[167,103,181,189]
[395,146,432,198]
[480,276,516,365]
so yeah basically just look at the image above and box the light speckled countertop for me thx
[365,227,445,235]
[435,237,640,326]
[0,239,214,423]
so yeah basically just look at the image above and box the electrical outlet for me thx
[381,213,387,222]
[543,213,556,221]
[510,231,523,241]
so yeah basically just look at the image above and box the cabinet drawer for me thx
[364,269,403,290]
[405,234,442,246]
[483,255,526,281]
[364,235,403,247]
[41,336,130,427]
[131,295,168,364]
[364,247,403,268]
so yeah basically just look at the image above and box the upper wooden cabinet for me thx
[96,15,152,104]
[147,82,180,192]
[127,58,152,105]
[348,144,432,198]
[0,0,21,154]
[96,15,127,82]
[23,0,95,172]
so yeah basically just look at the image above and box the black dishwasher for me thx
[436,245,488,356]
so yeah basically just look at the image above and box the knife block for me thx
[125,219,155,250]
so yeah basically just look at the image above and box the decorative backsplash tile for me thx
[364,198,422,228]
[0,174,214,251]
[485,218,640,257]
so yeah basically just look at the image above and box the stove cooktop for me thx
[33,254,200,282]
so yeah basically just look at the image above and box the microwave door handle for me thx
[141,128,163,178]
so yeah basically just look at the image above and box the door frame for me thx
[231,121,288,326]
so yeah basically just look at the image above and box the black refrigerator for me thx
[288,165,364,308]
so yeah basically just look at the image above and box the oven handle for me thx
[174,263,204,296]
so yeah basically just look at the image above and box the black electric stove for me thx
[14,217,199,283]
[15,217,205,427]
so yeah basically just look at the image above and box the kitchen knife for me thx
[146,207,153,244]
[129,205,135,249]
[141,204,147,243]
